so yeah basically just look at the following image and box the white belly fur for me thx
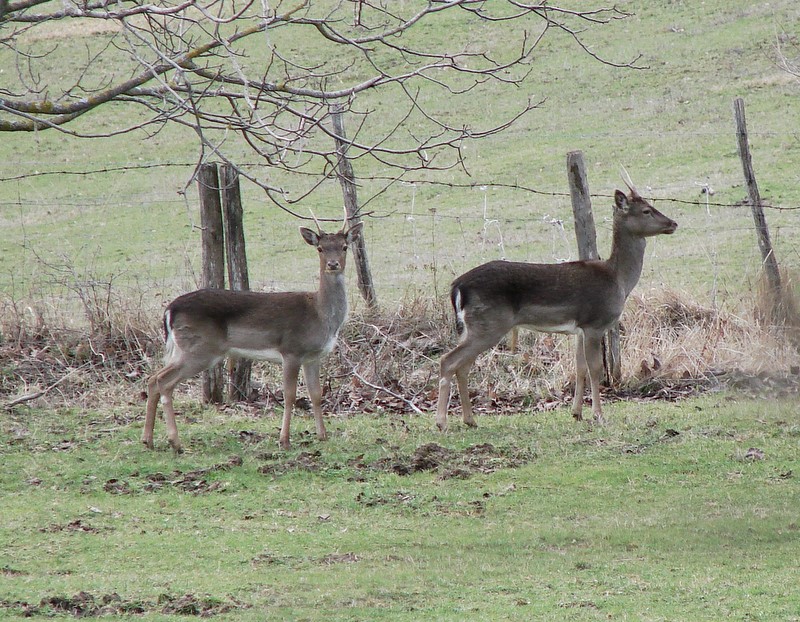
[518,321,579,335]
[227,334,338,365]
[228,347,283,363]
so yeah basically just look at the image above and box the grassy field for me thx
[2,3,800,620]
[2,393,799,621]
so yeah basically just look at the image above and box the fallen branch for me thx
[348,367,427,416]
[5,365,87,409]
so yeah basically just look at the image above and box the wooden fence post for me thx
[733,97,783,323]
[220,164,252,401]
[330,103,378,309]
[197,162,226,403]
[566,151,621,384]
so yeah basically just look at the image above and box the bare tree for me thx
[0,0,639,211]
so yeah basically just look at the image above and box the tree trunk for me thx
[733,97,783,323]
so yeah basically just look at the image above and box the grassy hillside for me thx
[1,0,798,314]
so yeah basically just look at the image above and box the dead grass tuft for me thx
[622,289,800,383]
[754,267,800,344]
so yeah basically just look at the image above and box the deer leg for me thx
[303,360,327,442]
[436,371,454,432]
[571,332,587,421]
[455,365,478,428]
[280,359,301,450]
[508,327,519,353]
[144,365,186,452]
[143,374,160,449]
[437,333,501,431]
[583,330,606,424]
[160,387,183,454]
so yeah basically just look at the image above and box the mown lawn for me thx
[2,392,798,620]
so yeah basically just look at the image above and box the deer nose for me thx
[326,260,341,271]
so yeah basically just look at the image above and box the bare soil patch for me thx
[256,441,535,481]
[0,591,244,617]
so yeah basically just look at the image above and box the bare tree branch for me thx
[0,0,640,209]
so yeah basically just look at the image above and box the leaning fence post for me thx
[566,151,621,384]
[330,103,378,309]
[197,162,226,403]
[733,97,783,323]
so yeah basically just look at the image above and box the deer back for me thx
[452,260,625,336]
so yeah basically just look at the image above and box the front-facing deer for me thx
[143,219,363,452]
[436,185,677,431]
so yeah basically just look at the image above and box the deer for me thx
[143,216,364,452]
[435,181,677,431]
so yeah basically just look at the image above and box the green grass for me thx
[2,394,799,620]
[1,0,799,310]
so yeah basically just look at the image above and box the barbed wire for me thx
[1,162,799,212]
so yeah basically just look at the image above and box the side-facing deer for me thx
[436,184,677,431]
[143,218,364,452]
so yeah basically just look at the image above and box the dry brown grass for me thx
[2,286,799,415]
[623,288,800,384]
[754,267,800,342]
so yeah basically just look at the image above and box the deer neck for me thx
[606,225,647,298]
[316,271,349,330]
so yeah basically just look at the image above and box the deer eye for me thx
[317,247,323,252]
[642,209,651,215]
[343,245,348,251]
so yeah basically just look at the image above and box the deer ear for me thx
[345,221,364,243]
[614,190,630,213]
[300,227,320,246]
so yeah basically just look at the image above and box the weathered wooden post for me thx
[330,103,378,309]
[733,97,783,323]
[566,151,621,384]
[197,162,226,403]
[220,164,252,401]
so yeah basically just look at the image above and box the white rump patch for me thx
[453,288,464,315]
[162,331,178,365]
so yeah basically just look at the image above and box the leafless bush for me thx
[0,263,161,408]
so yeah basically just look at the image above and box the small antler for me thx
[309,209,323,232]
[619,165,640,198]
[341,204,350,232]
